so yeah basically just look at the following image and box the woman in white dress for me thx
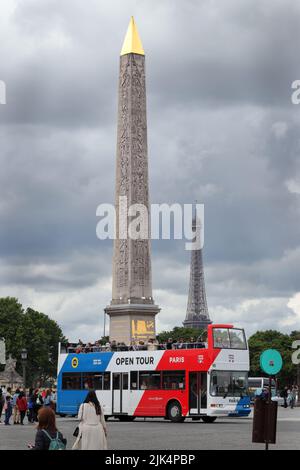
[72,391,107,450]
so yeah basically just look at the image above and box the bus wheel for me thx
[118,416,136,422]
[167,401,184,423]
[59,414,66,418]
[201,416,217,423]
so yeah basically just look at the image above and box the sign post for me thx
[259,349,283,450]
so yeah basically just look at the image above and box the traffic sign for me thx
[260,349,283,375]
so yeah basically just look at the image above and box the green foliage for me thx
[157,326,206,343]
[0,297,67,387]
[248,330,297,387]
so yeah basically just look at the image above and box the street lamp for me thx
[21,348,27,389]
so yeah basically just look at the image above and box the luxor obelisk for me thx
[105,18,160,344]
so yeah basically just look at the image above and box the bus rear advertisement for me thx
[56,324,251,422]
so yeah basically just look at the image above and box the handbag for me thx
[73,404,84,438]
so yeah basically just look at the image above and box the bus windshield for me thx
[210,371,248,397]
[213,328,247,350]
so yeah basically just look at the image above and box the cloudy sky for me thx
[1,0,300,342]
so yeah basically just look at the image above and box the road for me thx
[0,407,299,450]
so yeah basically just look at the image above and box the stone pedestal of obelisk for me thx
[105,18,160,344]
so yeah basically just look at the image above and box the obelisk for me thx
[105,17,160,344]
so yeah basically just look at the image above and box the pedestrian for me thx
[17,391,28,425]
[72,390,107,450]
[12,388,21,424]
[290,386,295,409]
[33,389,43,421]
[50,389,57,412]
[0,387,5,423]
[4,395,13,425]
[28,407,67,450]
[43,389,52,407]
[282,386,288,408]
[28,388,35,423]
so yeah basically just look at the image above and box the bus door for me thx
[189,372,207,415]
[112,372,129,414]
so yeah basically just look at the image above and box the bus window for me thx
[162,371,185,390]
[210,371,248,397]
[210,371,230,396]
[248,379,262,389]
[103,373,110,390]
[263,378,276,388]
[139,372,161,390]
[62,373,81,390]
[82,373,102,390]
[130,371,138,390]
[213,329,230,349]
[229,329,247,349]
[231,372,248,396]
[213,328,247,349]
[113,374,121,390]
[122,373,129,390]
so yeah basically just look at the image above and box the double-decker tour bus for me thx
[56,324,250,422]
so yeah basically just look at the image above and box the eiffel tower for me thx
[183,216,212,330]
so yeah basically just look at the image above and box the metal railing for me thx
[61,342,207,354]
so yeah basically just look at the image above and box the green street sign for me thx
[260,349,283,375]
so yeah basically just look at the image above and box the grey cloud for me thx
[0,0,300,337]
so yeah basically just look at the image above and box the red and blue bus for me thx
[56,324,250,422]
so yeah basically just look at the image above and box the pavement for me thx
[0,407,299,450]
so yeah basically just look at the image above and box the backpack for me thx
[42,430,66,450]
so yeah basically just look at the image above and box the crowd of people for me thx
[0,384,106,450]
[255,384,299,409]
[281,385,299,409]
[66,336,207,353]
[0,386,57,426]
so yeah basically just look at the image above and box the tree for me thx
[157,326,206,344]
[248,330,297,387]
[0,297,67,387]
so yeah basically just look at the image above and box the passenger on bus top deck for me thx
[176,338,185,349]
[147,338,158,351]
[138,340,146,351]
[166,338,173,350]
[110,340,117,351]
[129,340,137,351]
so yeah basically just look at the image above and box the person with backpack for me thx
[28,407,67,450]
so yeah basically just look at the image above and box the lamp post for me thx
[21,348,27,389]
